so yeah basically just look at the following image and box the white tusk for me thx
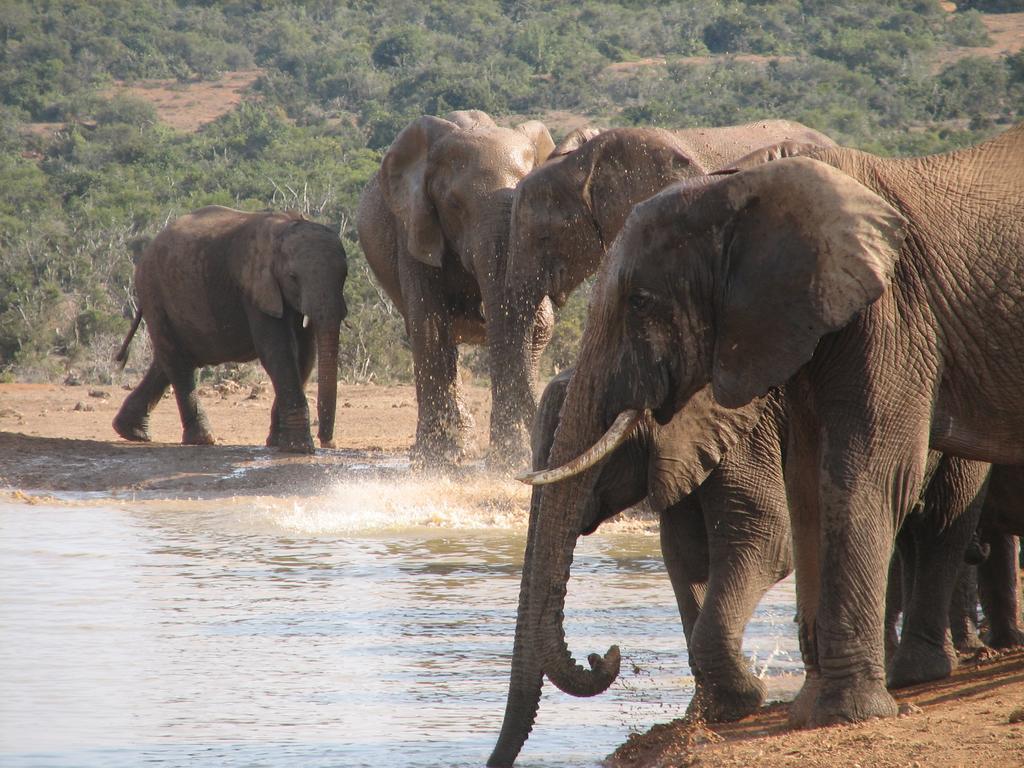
[516,409,643,485]
[302,315,310,329]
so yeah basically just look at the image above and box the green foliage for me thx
[2,0,1023,384]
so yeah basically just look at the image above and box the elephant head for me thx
[529,368,766,535]
[488,157,906,766]
[380,111,554,278]
[240,213,348,448]
[492,129,703,455]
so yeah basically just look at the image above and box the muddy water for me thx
[0,478,801,768]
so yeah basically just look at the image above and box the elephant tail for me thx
[114,308,143,369]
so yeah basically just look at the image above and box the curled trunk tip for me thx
[546,645,621,697]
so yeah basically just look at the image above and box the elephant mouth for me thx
[650,359,681,425]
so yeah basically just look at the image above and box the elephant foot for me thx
[787,671,821,728]
[886,634,957,688]
[319,436,336,449]
[951,620,985,654]
[983,625,1024,649]
[687,673,765,722]
[411,441,461,471]
[113,413,150,442]
[411,427,465,471]
[273,430,314,454]
[182,423,216,446]
[807,676,898,728]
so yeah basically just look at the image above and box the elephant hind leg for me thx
[113,363,170,442]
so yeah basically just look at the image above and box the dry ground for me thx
[1,382,1022,766]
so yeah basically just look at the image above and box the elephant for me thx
[883,454,990,688]
[113,205,347,453]
[496,381,992,764]
[528,368,793,724]
[498,121,1024,748]
[971,465,1024,648]
[492,122,836,463]
[355,110,555,467]
[887,461,1024,683]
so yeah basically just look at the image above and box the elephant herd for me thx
[110,111,1024,766]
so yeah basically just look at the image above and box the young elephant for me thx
[529,369,792,723]
[517,124,1024,735]
[113,206,347,453]
[888,461,1024,683]
[356,110,554,467]
[493,122,835,461]
[973,464,1024,648]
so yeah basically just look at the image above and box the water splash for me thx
[246,474,533,534]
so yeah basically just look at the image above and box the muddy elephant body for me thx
[531,369,792,723]
[113,205,347,453]
[493,122,836,460]
[356,110,554,467]
[504,123,1024,749]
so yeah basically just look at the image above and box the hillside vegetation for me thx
[2,0,1023,385]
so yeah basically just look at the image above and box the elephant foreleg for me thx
[248,309,313,453]
[660,497,710,646]
[977,465,1024,648]
[400,261,470,468]
[949,563,984,653]
[887,456,989,688]
[113,362,170,441]
[685,419,792,722]
[978,531,1024,648]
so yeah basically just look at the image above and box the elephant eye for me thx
[628,291,653,314]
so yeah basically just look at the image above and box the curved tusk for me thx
[302,314,311,329]
[517,409,642,485]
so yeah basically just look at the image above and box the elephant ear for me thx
[515,120,556,165]
[445,109,497,129]
[239,215,285,318]
[381,115,457,268]
[698,156,908,408]
[580,129,700,239]
[712,140,827,175]
[648,386,768,510]
[551,127,602,158]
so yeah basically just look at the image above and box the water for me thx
[0,479,801,768]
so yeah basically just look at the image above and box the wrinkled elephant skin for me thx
[557,125,1024,732]
[113,205,347,453]
[356,111,554,468]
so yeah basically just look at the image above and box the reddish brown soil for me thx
[0,381,491,495]
[608,649,1024,768]
[101,69,264,132]
[936,11,1024,69]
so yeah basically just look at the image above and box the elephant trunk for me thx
[492,282,547,443]
[490,348,622,765]
[314,318,340,448]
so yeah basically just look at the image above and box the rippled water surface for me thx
[0,479,800,767]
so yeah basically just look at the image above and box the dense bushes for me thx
[2,0,1023,384]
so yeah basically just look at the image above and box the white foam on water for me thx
[2,479,661,537]
[244,474,533,534]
